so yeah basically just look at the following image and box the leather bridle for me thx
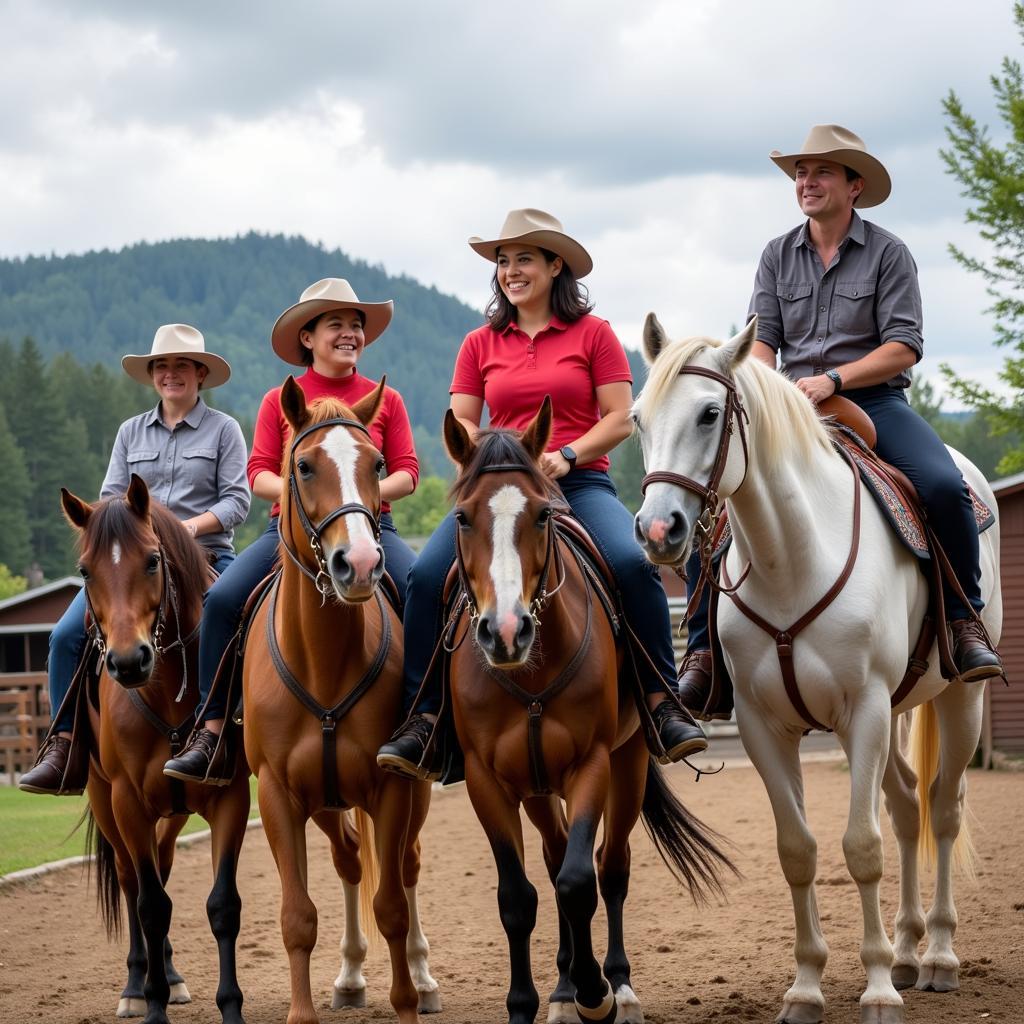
[279,417,383,598]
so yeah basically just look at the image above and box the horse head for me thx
[62,475,202,688]
[632,316,757,566]
[444,397,558,667]
[280,375,387,603]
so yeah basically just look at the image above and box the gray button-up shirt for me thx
[101,398,250,554]
[747,212,924,388]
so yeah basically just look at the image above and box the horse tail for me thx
[640,758,738,903]
[84,808,123,939]
[907,702,977,876]
[353,807,380,944]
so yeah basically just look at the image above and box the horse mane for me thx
[637,334,834,470]
[450,429,559,503]
[280,396,356,474]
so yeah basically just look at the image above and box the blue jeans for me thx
[684,385,984,656]
[402,469,678,715]
[48,550,235,733]
[198,513,415,721]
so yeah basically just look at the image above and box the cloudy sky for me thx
[0,0,1017,402]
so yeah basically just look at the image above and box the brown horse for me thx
[443,399,734,1024]
[242,377,437,1024]
[61,476,250,1024]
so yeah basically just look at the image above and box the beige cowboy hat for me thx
[121,324,231,388]
[271,278,394,366]
[469,208,593,278]
[770,124,892,208]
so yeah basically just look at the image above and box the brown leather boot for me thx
[950,618,1003,682]
[677,649,733,721]
[19,736,85,795]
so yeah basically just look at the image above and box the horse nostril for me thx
[666,510,686,546]
[634,516,648,545]
[138,644,154,672]
[329,548,354,582]
[475,615,495,651]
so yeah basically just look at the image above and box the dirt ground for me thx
[1,759,1021,1024]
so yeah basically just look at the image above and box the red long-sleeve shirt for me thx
[248,368,419,517]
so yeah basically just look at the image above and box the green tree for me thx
[0,403,32,572]
[939,1,1024,475]
[0,564,27,600]
[390,476,450,539]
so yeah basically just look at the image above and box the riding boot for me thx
[677,649,734,721]
[19,736,86,795]
[376,714,443,782]
[162,728,232,786]
[950,618,1004,682]
[650,700,708,763]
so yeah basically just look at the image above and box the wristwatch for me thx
[559,445,578,470]
[825,368,843,394]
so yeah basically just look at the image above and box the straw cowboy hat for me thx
[770,124,892,208]
[271,278,394,365]
[121,324,231,388]
[469,208,593,278]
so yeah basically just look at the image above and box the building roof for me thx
[991,470,1024,501]
[0,576,82,614]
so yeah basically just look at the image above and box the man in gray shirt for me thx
[678,125,1002,719]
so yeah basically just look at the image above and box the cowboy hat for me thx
[121,324,231,388]
[469,208,593,278]
[271,278,394,366]
[770,124,891,208]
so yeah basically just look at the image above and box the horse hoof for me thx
[547,1002,579,1023]
[915,965,959,992]
[331,987,367,1009]
[614,983,644,1023]
[117,997,146,1017]
[418,988,443,1013]
[168,982,191,1004]
[859,1004,904,1024]
[576,986,617,1023]
[890,964,918,990]
[776,1001,824,1024]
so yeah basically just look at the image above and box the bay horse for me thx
[443,399,733,1024]
[242,377,437,1024]
[61,475,250,1024]
[632,317,1002,1024]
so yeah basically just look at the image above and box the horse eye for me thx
[700,406,721,426]
[297,458,312,478]
[146,552,161,575]
[78,564,89,581]
[375,458,386,478]
[454,509,469,528]
[536,507,553,527]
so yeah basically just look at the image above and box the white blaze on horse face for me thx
[488,484,527,650]
[319,427,379,576]
[111,541,122,566]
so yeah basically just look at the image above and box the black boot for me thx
[376,714,441,782]
[163,728,231,785]
[950,618,1003,682]
[19,736,84,795]
[650,700,708,764]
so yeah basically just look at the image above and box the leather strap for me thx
[126,689,195,814]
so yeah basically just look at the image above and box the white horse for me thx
[632,316,1001,1024]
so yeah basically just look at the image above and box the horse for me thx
[632,316,1002,1024]
[241,376,438,1024]
[60,475,250,1024]
[442,398,734,1024]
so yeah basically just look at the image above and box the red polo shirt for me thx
[249,367,419,517]
[450,314,632,472]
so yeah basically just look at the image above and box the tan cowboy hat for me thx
[121,324,231,388]
[469,208,593,278]
[770,124,892,208]
[271,278,394,365]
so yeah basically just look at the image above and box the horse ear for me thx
[125,474,151,519]
[443,408,476,467]
[721,315,758,370]
[520,396,553,461]
[352,376,387,427]
[61,488,93,529]
[643,313,669,365]
[280,375,308,432]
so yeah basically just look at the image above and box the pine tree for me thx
[0,402,32,573]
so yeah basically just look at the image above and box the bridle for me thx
[639,364,751,615]
[279,417,382,599]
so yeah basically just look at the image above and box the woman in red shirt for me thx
[377,209,707,779]
[165,278,419,784]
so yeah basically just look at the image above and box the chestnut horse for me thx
[242,377,437,1024]
[61,476,250,1024]
[442,399,733,1024]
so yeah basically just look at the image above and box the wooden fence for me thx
[0,673,49,783]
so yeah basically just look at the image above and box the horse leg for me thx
[915,684,984,994]
[522,794,573,1022]
[738,710,828,1024]
[402,784,442,1014]
[155,816,191,1005]
[258,776,319,1024]
[559,749,616,1024]
[880,719,926,990]
[204,777,250,1024]
[597,730,648,1024]
[465,759,539,1024]
[836,697,904,1024]
[368,776,419,1024]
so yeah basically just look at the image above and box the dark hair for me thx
[843,165,862,182]
[485,247,594,332]
[298,309,366,366]
[450,428,558,503]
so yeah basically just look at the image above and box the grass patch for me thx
[0,777,259,877]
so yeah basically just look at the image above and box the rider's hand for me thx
[796,374,837,405]
[539,451,572,479]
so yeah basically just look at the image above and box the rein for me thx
[279,416,382,600]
